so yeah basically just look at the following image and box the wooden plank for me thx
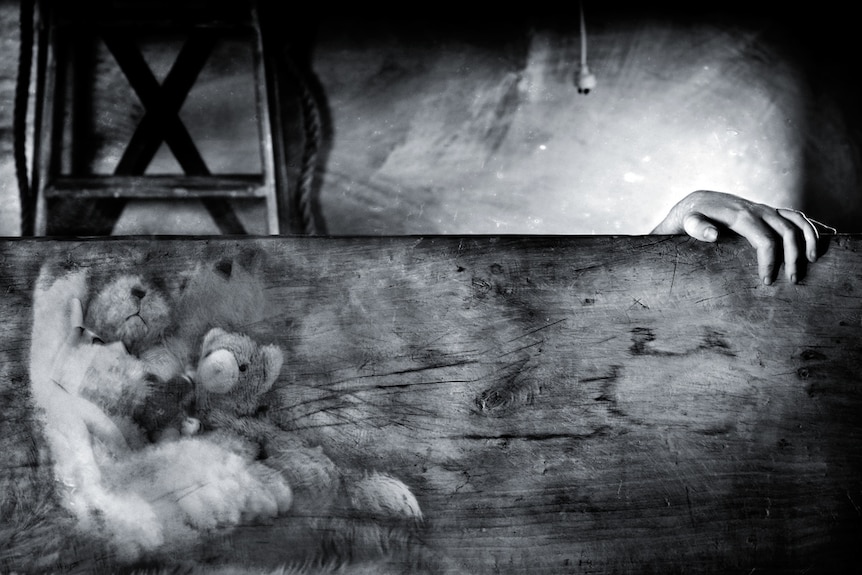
[46,175,267,198]
[1,235,860,574]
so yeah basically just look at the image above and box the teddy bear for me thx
[84,254,270,441]
[110,314,428,570]
[141,254,269,383]
[75,253,432,569]
[29,263,294,564]
[188,326,425,531]
[84,272,174,356]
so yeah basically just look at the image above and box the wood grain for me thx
[1,234,860,574]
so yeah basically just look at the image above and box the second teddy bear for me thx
[84,255,269,441]
[187,325,425,557]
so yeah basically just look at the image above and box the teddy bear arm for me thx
[74,393,131,456]
[140,341,189,384]
[203,409,283,446]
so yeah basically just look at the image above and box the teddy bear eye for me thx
[239,363,248,372]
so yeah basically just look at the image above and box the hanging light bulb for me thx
[577,65,597,95]
[576,1,597,94]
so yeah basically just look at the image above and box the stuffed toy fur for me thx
[142,255,269,384]
[29,264,293,563]
[85,256,269,441]
[185,325,427,564]
[188,326,425,528]
[32,255,447,573]
[84,273,173,356]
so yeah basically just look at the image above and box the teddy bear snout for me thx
[197,348,240,394]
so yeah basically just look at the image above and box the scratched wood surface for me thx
[1,234,861,574]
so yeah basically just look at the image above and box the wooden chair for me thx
[28,0,289,235]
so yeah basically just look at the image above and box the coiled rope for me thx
[14,0,35,236]
[286,51,324,236]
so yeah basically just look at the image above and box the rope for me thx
[284,45,323,236]
[296,66,323,235]
[15,0,36,236]
[283,50,324,236]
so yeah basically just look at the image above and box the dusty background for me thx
[1,2,860,236]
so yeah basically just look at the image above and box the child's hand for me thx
[652,190,827,285]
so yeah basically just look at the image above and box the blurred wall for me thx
[0,0,22,235]
[306,8,861,235]
[0,2,859,236]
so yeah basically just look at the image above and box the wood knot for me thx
[474,376,535,417]
[471,277,492,298]
[475,388,513,414]
[799,349,827,361]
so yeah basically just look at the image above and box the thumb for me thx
[683,213,719,243]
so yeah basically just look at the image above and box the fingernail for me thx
[763,276,772,286]
[703,227,718,241]
[790,273,797,284]
[809,249,818,262]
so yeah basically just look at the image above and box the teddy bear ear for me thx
[69,297,85,330]
[201,327,229,352]
[262,344,284,390]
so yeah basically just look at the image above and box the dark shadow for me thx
[774,6,862,233]
[259,3,332,236]
[45,197,124,236]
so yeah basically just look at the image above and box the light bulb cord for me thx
[580,1,588,69]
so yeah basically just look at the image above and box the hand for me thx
[652,190,823,285]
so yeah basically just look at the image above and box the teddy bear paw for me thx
[244,462,294,519]
[347,471,423,522]
[160,441,291,531]
[175,473,287,531]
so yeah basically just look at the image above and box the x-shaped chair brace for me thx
[99,29,247,233]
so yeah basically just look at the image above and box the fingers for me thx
[682,213,719,242]
[724,209,782,285]
[737,207,820,285]
[761,209,804,284]
[660,191,825,285]
[777,208,820,262]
